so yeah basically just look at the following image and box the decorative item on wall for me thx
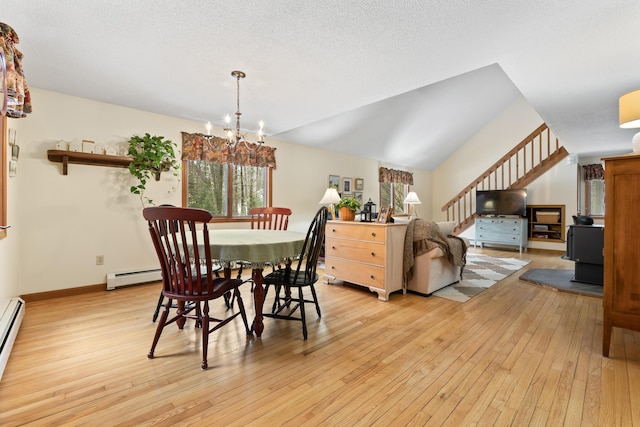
[82,140,95,154]
[353,191,363,206]
[355,178,364,191]
[329,175,340,190]
[319,187,341,220]
[342,177,353,195]
[55,140,68,151]
[619,89,640,153]
[69,141,82,152]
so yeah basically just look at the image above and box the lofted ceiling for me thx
[4,1,640,170]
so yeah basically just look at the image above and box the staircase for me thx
[442,123,569,234]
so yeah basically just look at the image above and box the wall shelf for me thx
[527,204,565,242]
[48,150,133,175]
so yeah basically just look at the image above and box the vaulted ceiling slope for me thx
[4,1,640,170]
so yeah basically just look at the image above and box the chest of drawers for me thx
[475,217,528,253]
[323,221,407,301]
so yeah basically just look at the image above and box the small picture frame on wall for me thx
[355,178,364,191]
[342,177,353,195]
[377,205,392,223]
[354,191,363,205]
[329,175,340,190]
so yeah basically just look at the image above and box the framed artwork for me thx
[342,177,353,195]
[377,205,392,223]
[329,175,340,190]
[355,178,364,191]
[353,191,363,205]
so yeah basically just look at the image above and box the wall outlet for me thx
[96,255,104,265]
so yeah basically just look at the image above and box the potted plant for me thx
[336,197,361,221]
[127,133,180,207]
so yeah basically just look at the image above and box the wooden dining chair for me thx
[262,206,328,340]
[235,207,292,286]
[143,206,250,370]
[249,207,292,230]
[151,204,221,322]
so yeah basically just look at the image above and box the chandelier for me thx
[206,70,265,145]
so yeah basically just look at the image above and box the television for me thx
[476,189,527,217]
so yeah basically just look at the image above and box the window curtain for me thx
[378,167,413,185]
[0,22,32,118]
[583,164,604,181]
[181,132,277,168]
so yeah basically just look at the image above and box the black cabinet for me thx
[566,225,604,285]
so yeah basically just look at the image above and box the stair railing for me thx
[442,123,568,233]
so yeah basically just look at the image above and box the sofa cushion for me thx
[437,221,456,236]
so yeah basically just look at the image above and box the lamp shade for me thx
[619,89,640,128]
[404,192,422,204]
[319,188,341,204]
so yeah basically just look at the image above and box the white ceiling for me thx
[4,1,640,170]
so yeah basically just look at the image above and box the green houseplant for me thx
[127,133,180,207]
[336,197,361,221]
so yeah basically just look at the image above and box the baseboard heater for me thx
[106,268,162,290]
[0,297,25,381]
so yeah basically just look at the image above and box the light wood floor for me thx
[1,247,639,426]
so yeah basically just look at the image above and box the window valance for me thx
[378,167,414,185]
[181,132,277,168]
[583,164,604,181]
[1,22,32,118]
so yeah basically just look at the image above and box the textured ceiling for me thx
[4,0,640,170]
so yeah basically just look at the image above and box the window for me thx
[378,167,413,215]
[180,132,277,221]
[582,163,605,218]
[185,160,271,219]
[380,182,407,214]
[586,179,605,217]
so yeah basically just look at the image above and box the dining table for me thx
[203,229,306,337]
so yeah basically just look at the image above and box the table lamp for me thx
[319,188,341,220]
[404,191,422,220]
[619,89,640,153]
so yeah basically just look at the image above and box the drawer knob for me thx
[332,228,336,232]
[332,246,336,249]
[371,232,376,237]
[331,266,335,269]
[370,275,375,279]
[371,252,375,257]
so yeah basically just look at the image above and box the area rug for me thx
[518,269,603,298]
[432,253,531,302]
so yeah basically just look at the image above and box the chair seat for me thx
[164,277,244,301]
[264,269,319,287]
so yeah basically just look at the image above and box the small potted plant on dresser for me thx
[336,197,361,221]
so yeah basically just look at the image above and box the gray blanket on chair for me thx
[403,218,467,285]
